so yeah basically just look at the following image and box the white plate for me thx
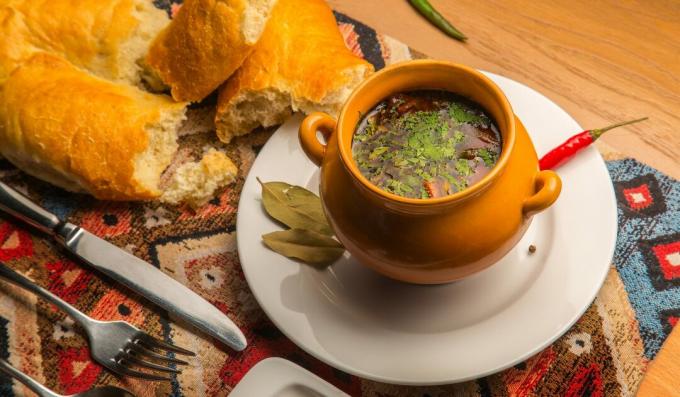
[230,358,348,396]
[236,73,617,385]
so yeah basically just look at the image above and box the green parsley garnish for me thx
[477,148,496,167]
[455,159,472,176]
[352,91,501,199]
[448,103,488,125]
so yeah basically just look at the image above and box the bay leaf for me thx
[284,185,327,222]
[258,179,332,235]
[262,229,344,265]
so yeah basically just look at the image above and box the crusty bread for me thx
[0,53,237,205]
[162,148,238,207]
[0,0,170,87]
[0,53,185,200]
[214,0,373,143]
[145,0,278,102]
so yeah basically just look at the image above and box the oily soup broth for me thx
[352,90,502,199]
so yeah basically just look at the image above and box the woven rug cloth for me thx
[1,3,678,396]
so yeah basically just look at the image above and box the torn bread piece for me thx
[214,0,373,143]
[146,0,278,102]
[0,0,170,87]
[0,53,236,205]
[162,148,238,207]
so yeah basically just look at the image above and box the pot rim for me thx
[336,60,516,206]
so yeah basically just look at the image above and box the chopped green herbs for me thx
[448,103,489,125]
[352,90,502,199]
[455,159,472,177]
[477,148,496,167]
[369,146,389,159]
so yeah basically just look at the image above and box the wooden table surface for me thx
[326,0,680,395]
[327,0,680,179]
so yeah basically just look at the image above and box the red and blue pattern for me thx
[609,159,680,359]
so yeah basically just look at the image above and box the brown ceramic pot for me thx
[299,60,561,284]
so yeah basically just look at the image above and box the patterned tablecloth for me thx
[0,2,678,396]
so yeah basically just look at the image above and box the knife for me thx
[0,181,247,351]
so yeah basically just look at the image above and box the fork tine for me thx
[137,334,195,356]
[119,352,181,374]
[111,361,172,382]
[129,343,189,365]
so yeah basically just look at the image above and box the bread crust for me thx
[146,0,276,102]
[215,0,373,142]
[0,0,169,84]
[0,53,186,200]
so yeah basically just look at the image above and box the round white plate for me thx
[236,73,617,385]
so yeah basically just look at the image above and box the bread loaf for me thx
[214,0,373,143]
[146,0,279,102]
[0,0,170,87]
[0,53,236,205]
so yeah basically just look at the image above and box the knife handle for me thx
[0,181,61,235]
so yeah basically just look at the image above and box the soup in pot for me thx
[352,90,501,199]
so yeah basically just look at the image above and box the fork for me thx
[0,261,195,381]
[0,358,135,397]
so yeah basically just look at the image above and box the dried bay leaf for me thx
[258,178,332,235]
[262,229,344,265]
[258,178,344,266]
[284,186,327,221]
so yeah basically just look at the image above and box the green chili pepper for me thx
[408,0,467,42]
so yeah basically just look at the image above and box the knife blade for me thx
[0,181,247,351]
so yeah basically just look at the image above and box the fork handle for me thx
[0,181,61,235]
[0,358,61,397]
[0,261,93,328]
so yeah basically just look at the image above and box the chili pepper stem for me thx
[590,117,648,140]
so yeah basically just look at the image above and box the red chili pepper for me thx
[539,117,648,170]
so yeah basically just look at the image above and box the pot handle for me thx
[299,112,337,166]
[523,170,562,217]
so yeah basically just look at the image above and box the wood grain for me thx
[636,326,680,396]
[327,0,680,179]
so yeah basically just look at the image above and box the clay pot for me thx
[299,60,561,284]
